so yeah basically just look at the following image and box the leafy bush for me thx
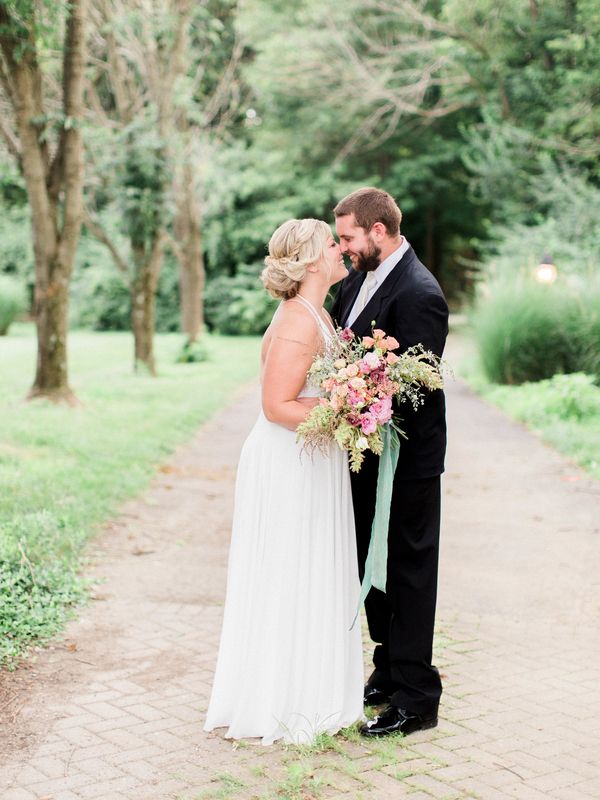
[536,373,600,421]
[205,264,277,335]
[70,234,181,332]
[0,203,32,279]
[488,372,600,423]
[0,274,27,335]
[176,338,209,363]
[0,512,87,667]
[471,280,585,384]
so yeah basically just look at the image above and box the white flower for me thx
[356,436,369,450]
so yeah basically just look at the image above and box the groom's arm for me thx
[400,289,449,358]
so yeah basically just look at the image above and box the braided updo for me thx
[261,218,331,300]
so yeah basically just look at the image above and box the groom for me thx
[331,187,448,737]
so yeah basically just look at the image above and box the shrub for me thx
[0,274,27,335]
[471,280,582,384]
[0,512,87,667]
[204,265,277,335]
[176,338,209,363]
[70,238,181,332]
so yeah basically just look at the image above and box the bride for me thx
[204,218,364,745]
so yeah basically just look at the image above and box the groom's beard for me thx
[353,239,381,273]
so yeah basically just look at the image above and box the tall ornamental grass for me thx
[0,274,27,335]
[471,278,600,385]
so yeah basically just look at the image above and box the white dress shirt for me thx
[346,238,410,327]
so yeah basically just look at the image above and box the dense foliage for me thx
[471,279,600,384]
[1,0,599,339]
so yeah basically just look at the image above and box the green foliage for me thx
[119,123,169,251]
[462,362,600,480]
[0,326,261,667]
[0,203,33,281]
[71,258,130,331]
[0,274,27,335]
[531,373,600,422]
[176,338,209,363]
[204,265,278,335]
[471,278,599,384]
[70,233,181,332]
[0,513,87,666]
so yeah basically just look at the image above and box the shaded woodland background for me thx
[0,0,599,396]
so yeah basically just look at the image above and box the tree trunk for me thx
[0,1,86,403]
[130,236,162,375]
[29,261,74,401]
[175,161,205,342]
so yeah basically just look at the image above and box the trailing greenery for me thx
[0,274,27,335]
[0,325,261,667]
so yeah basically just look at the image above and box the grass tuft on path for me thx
[0,325,261,667]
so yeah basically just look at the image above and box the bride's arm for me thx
[261,304,321,430]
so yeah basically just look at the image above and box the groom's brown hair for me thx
[334,187,402,237]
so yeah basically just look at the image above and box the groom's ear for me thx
[370,221,387,241]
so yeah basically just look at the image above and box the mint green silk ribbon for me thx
[350,423,400,629]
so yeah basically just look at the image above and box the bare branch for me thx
[83,207,130,279]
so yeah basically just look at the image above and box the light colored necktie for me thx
[354,271,377,315]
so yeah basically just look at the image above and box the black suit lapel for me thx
[339,271,365,327]
[349,247,415,335]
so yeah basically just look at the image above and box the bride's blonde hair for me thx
[261,218,331,300]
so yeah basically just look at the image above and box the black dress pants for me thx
[351,467,443,715]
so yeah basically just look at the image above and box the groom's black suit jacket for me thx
[330,245,448,480]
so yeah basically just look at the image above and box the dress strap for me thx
[288,295,331,337]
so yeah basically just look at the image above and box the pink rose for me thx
[359,413,378,434]
[373,329,386,340]
[369,397,393,424]
[340,327,354,342]
[347,390,365,409]
[361,336,375,348]
[345,363,359,377]
[386,352,399,365]
[384,336,399,350]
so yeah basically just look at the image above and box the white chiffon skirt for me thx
[204,411,364,745]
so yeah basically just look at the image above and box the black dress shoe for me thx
[360,704,438,737]
[363,683,391,707]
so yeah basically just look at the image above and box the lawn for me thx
[0,324,261,666]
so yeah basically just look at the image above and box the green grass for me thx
[459,333,600,480]
[0,324,261,667]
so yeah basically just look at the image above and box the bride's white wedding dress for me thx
[204,295,364,745]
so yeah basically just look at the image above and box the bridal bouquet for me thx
[297,327,443,471]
